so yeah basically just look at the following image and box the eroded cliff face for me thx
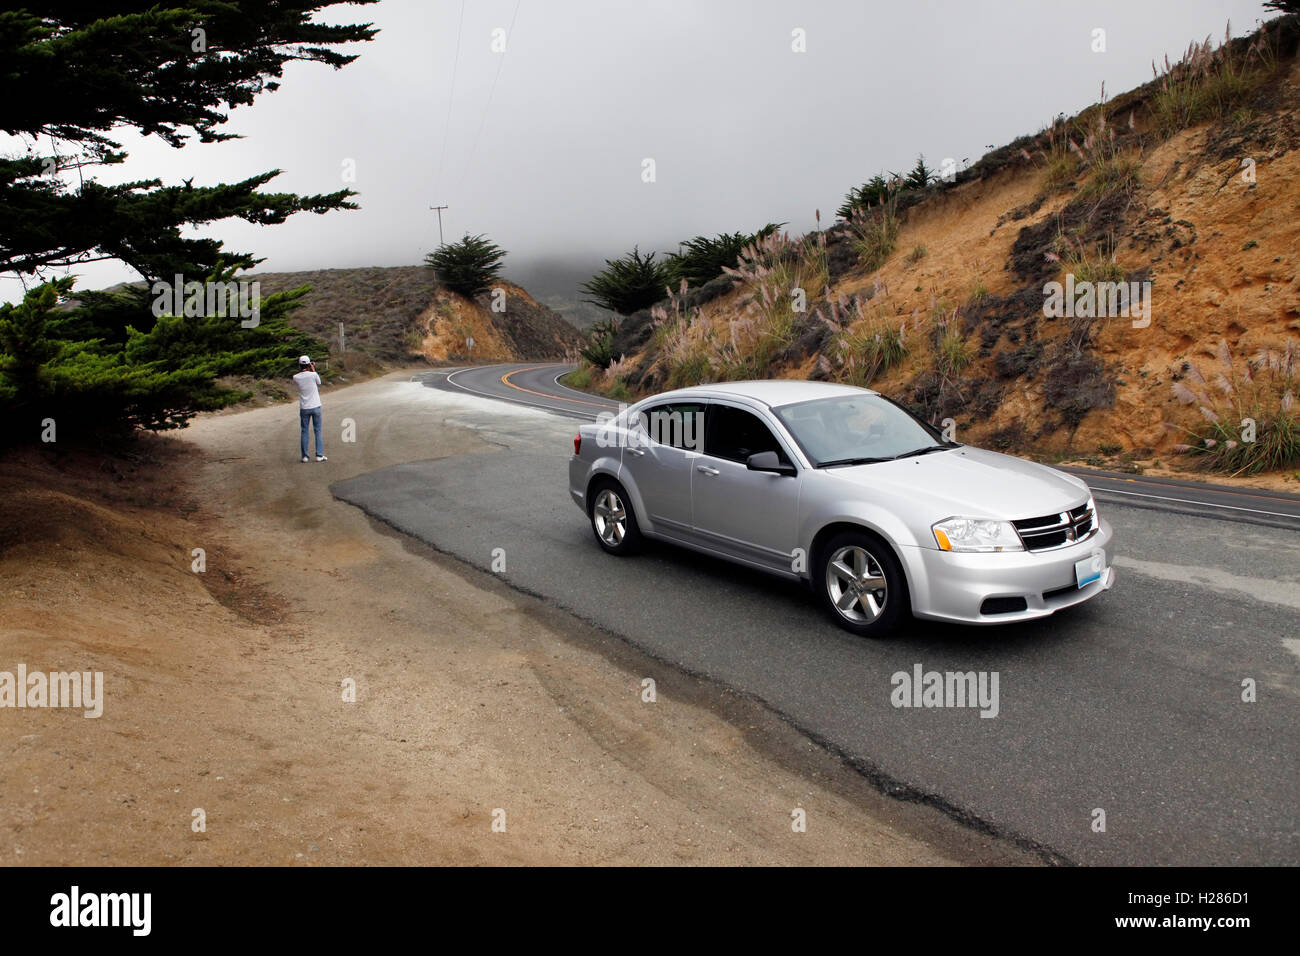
[598,23,1300,475]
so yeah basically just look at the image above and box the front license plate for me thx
[1075,554,1104,588]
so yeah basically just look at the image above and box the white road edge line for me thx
[444,365,591,418]
[450,367,1299,521]
[1095,486,1299,520]
[550,369,617,404]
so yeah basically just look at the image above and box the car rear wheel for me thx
[817,531,906,637]
[588,479,643,555]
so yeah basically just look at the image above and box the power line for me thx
[455,0,522,196]
[434,0,467,198]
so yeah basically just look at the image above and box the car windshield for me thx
[773,394,953,467]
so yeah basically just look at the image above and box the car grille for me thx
[1012,503,1095,552]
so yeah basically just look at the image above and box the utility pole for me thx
[429,204,449,247]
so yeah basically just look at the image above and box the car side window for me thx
[636,402,705,451]
[704,404,788,464]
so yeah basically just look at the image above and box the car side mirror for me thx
[746,451,795,476]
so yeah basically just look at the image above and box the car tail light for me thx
[573,434,582,455]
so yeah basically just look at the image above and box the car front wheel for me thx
[817,531,906,637]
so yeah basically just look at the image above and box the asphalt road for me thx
[434,362,1300,529]
[332,363,1300,864]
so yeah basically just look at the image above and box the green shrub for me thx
[837,174,891,219]
[837,156,937,221]
[904,154,939,191]
[578,318,619,369]
[423,233,507,297]
[562,365,594,390]
[581,247,671,315]
[665,223,783,289]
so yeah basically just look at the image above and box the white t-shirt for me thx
[292,370,322,410]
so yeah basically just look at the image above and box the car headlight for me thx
[1086,494,1098,520]
[932,516,1024,552]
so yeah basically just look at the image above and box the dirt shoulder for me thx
[0,372,1030,865]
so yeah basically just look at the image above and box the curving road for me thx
[432,362,1300,529]
[331,362,1300,865]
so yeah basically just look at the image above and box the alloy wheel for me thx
[592,488,627,547]
[825,544,888,623]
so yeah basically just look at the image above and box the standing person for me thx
[292,355,327,462]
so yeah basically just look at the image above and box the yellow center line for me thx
[500,365,616,409]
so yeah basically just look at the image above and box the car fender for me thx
[579,454,624,506]
[799,497,928,599]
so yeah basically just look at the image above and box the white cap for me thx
[298,355,312,365]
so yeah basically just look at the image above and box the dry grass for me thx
[1169,339,1299,475]
[1151,21,1281,138]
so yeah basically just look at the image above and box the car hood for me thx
[822,446,1088,520]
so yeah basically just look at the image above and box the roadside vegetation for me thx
[850,190,902,274]
[664,224,784,289]
[829,306,909,389]
[423,233,507,297]
[1151,21,1283,137]
[579,247,670,316]
[837,155,941,220]
[1169,341,1299,474]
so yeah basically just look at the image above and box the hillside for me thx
[589,16,1300,479]
[249,264,583,364]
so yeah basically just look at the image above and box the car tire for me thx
[816,530,907,637]
[587,478,643,555]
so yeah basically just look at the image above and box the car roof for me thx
[645,380,876,409]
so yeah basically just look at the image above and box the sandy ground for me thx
[0,371,1030,866]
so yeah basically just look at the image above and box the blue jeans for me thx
[300,406,323,458]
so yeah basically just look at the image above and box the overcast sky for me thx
[3,0,1278,304]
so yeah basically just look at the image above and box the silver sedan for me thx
[568,380,1115,637]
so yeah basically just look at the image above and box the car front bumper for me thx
[901,518,1115,625]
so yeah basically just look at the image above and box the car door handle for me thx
[696,465,719,476]
[627,447,645,456]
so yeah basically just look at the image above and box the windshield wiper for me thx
[816,456,892,468]
[891,444,955,459]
